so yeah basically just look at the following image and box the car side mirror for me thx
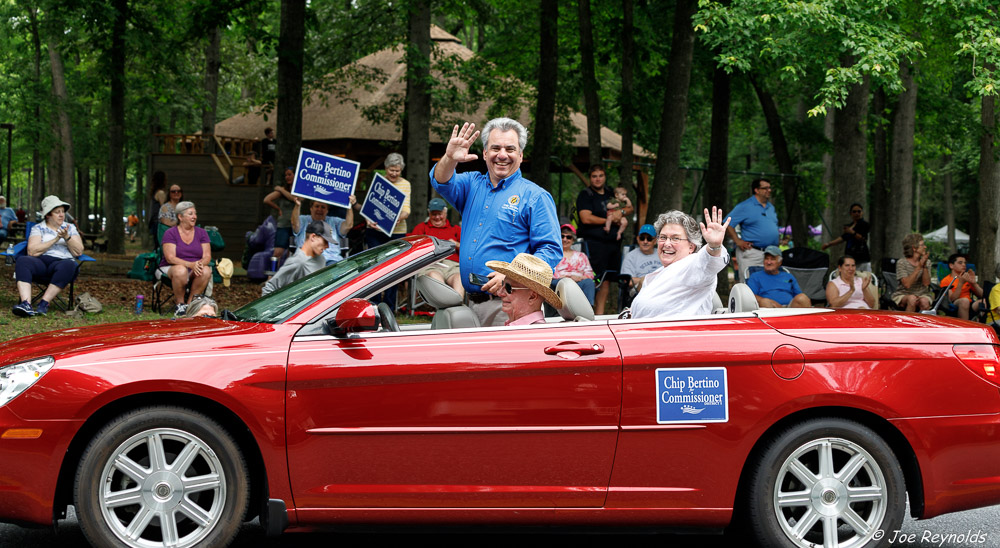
[329,298,380,337]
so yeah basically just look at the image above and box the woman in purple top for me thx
[160,201,211,316]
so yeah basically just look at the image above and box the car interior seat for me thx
[729,283,758,313]
[415,275,480,329]
[555,278,595,321]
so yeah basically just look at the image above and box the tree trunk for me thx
[529,0,558,191]
[27,7,44,210]
[748,73,808,247]
[106,0,127,254]
[869,88,889,268]
[942,154,956,253]
[578,0,602,168]
[405,0,431,227]
[616,0,635,200]
[48,35,75,203]
[202,26,222,153]
[649,0,696,214]
[706,64,730,293]
[885,60,917,258]
[976,91,1000,284]
[275,0,306,179]
[831,67,870,264]
[77,168,90,234]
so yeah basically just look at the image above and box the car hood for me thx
[0,318,280,366]
[757,309,997,345]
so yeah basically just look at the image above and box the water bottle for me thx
[136,295,144,315]
[270,256,277,272]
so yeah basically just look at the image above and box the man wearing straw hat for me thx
[486,253,563,326]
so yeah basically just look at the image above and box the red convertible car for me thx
[1,235,999,548]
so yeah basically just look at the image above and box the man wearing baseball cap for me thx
[409,197,463,296]
[746,245,811,308]
[262,220,335,295]
[620,224,661,291]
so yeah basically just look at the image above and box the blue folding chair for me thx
[3,222,96,310]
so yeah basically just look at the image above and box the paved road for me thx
[1,504,996,547]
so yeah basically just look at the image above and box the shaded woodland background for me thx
[0,0,997,277]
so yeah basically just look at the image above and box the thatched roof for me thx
[215,26,650,158]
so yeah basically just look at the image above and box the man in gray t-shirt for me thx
[621,224,661,289]
[262,220,336,295]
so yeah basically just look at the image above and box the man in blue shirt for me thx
[431,118,561,325]
[726,178,780,281]
[747,246,811,308]
[0,196,17,245]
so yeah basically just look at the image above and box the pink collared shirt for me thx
[505,310,546,326]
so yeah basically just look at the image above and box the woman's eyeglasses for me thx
[658,235,689,244]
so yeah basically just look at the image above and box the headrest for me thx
[729,283,757,313]
[555,278,595,321]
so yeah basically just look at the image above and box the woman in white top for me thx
[630,207,730,319]
[11,195,85,317]
[826,254,874,309]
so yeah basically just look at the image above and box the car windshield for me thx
[233,240,410,323]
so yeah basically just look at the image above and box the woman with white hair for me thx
[630,207,731,319]
[159,201,212,316]
[365,153,412,311]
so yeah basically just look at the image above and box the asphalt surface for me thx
[1,504,996,547]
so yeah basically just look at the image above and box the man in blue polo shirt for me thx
[747,246,811,308]
[431,118,561,325]
[726,178,780,281]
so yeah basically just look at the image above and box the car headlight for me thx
[0,357,54,407]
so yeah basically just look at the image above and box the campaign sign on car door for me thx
[360,173,405,237]
[656,367,729,424]
[291,148,359,209]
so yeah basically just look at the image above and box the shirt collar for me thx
[506,309,545,326]
[489,169,522,191]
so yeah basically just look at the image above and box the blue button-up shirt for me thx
[728,195,779,247]
[0,207,16,236]
[430,165,562,292]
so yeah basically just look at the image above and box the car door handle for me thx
[544,343,605,356]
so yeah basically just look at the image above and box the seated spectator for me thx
[748,246,811,308]
[485,253,563,326]
[941,252,984,320]
[826,255,874,309]
[630,208,730,319]
[0,195,17,244]
[620,224,662,292]
[160,201,212,316]
[292,196,354,266]
[159,184,183,231]
[263,220,335,295]
[891,233,933,312]
[984,264,1000,336]
[184,295,219,318]
[409,197,463,297]
[11,196,85,317]
[552,224,595,304]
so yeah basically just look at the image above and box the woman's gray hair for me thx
[174,201,195,218]
[184,295,219,318]
[384,152,405,169]
[653,210,704,248]
[480,117,528,151]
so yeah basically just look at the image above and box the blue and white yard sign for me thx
[291,148,359,209]
[360,173,405,237]
[656,367,729,424]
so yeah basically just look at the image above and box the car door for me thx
[286,321,622,510]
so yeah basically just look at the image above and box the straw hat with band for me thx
[40,195,71,218]
[485,253,563,309]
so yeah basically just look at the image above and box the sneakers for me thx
[173,303,188,318]
[11,301,35,318]
[35,300,49,316]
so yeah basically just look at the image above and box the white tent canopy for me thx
[923,226,970,244]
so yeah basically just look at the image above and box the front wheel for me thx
[74,406,249,548]
[746,418,905,548]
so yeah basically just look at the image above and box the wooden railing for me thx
[154,134,256,157]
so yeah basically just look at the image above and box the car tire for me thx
[74,406,250,548]
[746,418,905,548]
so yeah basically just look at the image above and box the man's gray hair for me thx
[653,210,704,248]
[174,201,196,218]
[385,152,405,169]
[481,117,528,151]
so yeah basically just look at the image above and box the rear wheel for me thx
[74,406,249,548]
[747,418,905,548]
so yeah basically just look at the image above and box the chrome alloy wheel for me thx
[98,427,227,548]
[773,437,888,548]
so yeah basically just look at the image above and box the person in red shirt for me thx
[409,198,463,296]
[940,253,984,320]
